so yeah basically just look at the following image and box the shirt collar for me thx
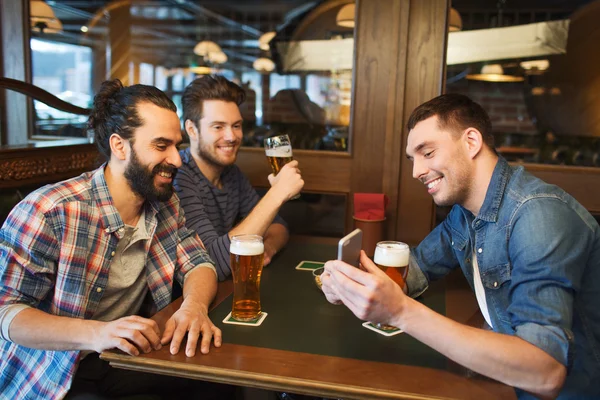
[475,156,511,223]
[91,164,159,234]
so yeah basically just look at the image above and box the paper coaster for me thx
[222,311,268,326]
[362,322,403,336]
[295,261,325,271]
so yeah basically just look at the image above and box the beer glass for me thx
[373,241,410,330]
[230,234,265,321]
[264,134,300,199]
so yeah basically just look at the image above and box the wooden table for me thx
[101,240,516,400]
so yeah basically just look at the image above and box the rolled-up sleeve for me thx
[175,204,217,286]
[508,197,587,368]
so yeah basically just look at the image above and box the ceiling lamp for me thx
[336,4,355,28]
[253,57,275,73]
[449,8,462,32]
[31,17,63,34]
[208,51,228,64]
[189,66,214,75]
[466,64,524,82]
[258,31,276,51]
[193,41,222,57]
[520,59,550,74]
[30,0,61,33]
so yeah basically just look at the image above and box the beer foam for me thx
[266,146,292,157]
[374,244,409,267]
[230,240,264,256]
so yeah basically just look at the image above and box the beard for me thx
[196,135,239,169]
[124,149,178,202]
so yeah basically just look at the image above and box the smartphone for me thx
[337,229,363,268]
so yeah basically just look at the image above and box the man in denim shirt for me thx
[322,94,600,399]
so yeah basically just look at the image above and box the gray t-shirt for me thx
[174,148,286,280]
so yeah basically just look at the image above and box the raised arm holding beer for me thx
[174,75,304,280]
[322,94,600,399]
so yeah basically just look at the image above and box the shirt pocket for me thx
[480,263,511,290]
[481,263,513,326]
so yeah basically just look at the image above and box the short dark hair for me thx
[88,79,176,160]
[407,93,495,149]
[181,75,246,127]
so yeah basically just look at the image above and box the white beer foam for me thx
[374,244,409,267]
[266,146,293,157]
[230,241,264,256]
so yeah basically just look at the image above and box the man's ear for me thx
[109,133,129,161]
[185,119,199,140]
[464,128,484,159]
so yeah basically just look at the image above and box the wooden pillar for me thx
[0,0,32,145]
[350,0,448,245]
[92,44,107,92]
[108,1,132,85]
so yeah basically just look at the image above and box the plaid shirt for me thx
[0,166,215,400]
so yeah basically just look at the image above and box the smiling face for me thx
[406,116,475,208]
[189,100,243,169]
[124,102,183,202]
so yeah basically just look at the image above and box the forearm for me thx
[182,266,218,312]
[9,308,102,351]
[229,190,284,238]
[395,298,566,398]
[264,223,289,255]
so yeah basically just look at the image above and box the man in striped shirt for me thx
[0,80,232,399]
[175,75,304,280]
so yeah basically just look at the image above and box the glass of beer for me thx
[264,134,299,199]
[373,241,410,330]
[230,234,265,321]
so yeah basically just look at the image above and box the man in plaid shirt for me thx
[0,80,233,399]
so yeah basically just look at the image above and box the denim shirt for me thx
[406,157,600,399]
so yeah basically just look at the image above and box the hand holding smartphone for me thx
[337,229,363,268]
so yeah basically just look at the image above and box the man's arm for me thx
[229,160,302,239]
[324,253,566,399]
[262,223,289,265]
[161,266,221,357]
[9,308,162,356]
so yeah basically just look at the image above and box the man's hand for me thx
[267,160,304,203]
[160,299,222,357]
[324,251,408,328]
[320,269,343,305]
[263,242,276,266]
[92,315,162,356]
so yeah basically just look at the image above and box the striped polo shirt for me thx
[174,148,287,280]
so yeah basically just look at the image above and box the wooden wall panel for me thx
[523,163,600,214]
[236,148,351,193]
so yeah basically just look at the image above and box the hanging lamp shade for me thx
[336,4,355,28]
[449,8,462,32]
[193,41,222,57]
[253,57,275,73]
[30,0,56,22]
[466,64,524,82]
[31,18,63,33]
[258,31,276,51]
[208,51,228,64]
[30,0,62,33]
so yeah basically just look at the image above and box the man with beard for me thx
[174,75,303,280]
[0,79,234,399]
[321,94,600,399]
